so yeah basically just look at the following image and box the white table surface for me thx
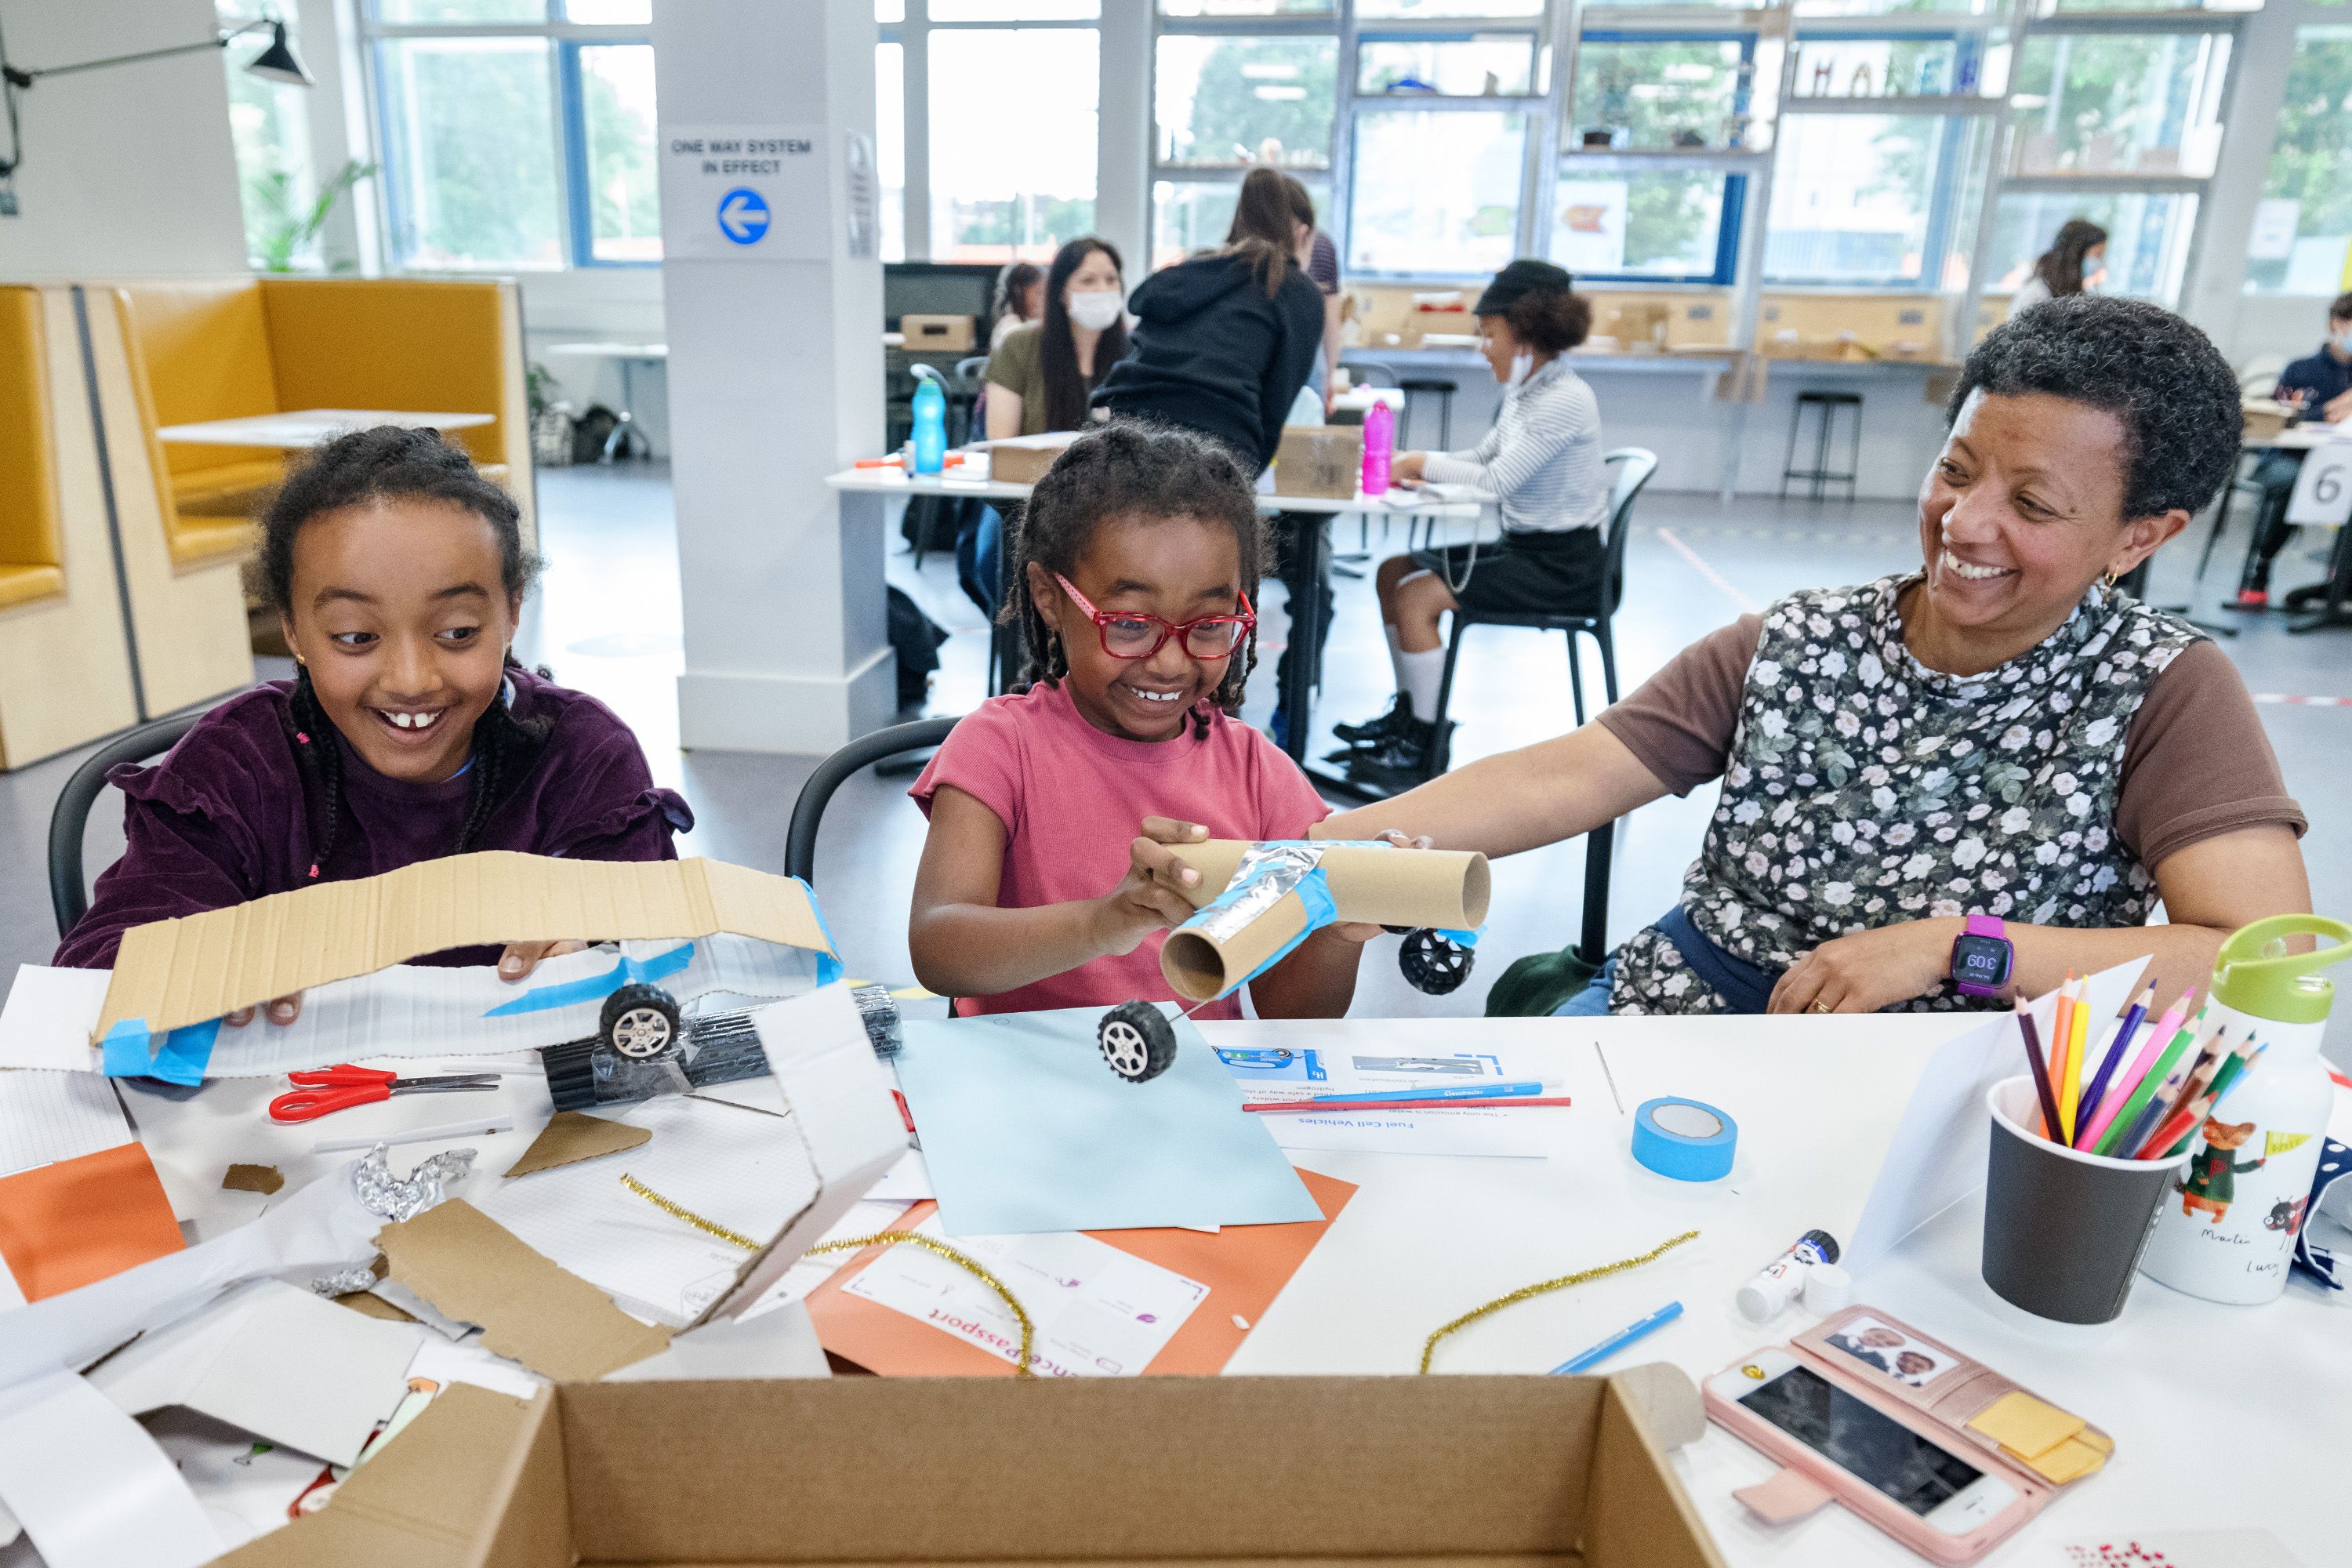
[111,1012,2348,1567]
[2249,421,2348,452]
[157,408,496,448]
[539,341,669,361]
[826,459,1489,517]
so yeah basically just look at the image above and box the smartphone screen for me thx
[1739,1363,1984,1516]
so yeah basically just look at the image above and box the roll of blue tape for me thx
[1632,1096,1737,1182]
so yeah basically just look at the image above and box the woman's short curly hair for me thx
[1946,295,2241,522]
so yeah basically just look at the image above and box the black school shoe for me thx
[1343,714,1454,793]
[1327,694,1415,759]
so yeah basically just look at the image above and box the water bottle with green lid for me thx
[2140,915,2350,1305]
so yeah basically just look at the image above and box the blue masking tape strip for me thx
[1632,1095,1738,1183]
[791,876,848,989]
[1229,866,1338,996]
[100,1020,154,1079]
[150,1019,220,1086]
[1439,926,1483,947]
[482,942,695,1018]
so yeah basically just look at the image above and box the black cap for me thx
[1473,259,1574,318]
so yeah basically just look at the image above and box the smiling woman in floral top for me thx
[1321,296,2310,1014]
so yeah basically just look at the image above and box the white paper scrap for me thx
[0,1369,222,1568]
[86,1279,422,1468]
[0,1070,132,1178]
[1845,958,2149,1275]
[843,1214,1208,1377]
[0,967,109,1073]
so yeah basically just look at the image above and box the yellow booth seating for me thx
[0,286,140,769]
[110,276,536,566]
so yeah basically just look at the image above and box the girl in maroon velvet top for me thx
[56,427,691,1023]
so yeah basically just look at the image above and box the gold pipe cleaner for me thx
[1417,1229,1700,1375]
[619,1174,1040,1376]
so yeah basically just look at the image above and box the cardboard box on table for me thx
[983,430,1081,485]
[217,1372,1726,1568]
[899,314,976,352]
[1272,426,1365,500]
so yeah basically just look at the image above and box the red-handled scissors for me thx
[267,1065,502,1123]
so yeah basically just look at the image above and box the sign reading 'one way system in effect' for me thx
[660,123,829,261]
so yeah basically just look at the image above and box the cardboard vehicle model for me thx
[89,853,843,1090]
[1096,840,1491,1083]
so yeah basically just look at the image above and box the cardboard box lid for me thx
[220,1373,1725,1568]
[95,854,834,1044]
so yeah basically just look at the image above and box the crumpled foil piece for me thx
[351,1142,477,1224]
[309,1265,378,1298]
[1184,841,1327,946]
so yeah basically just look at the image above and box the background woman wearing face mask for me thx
[2010,219,2107,312]
[962,238,1131,619]
[1323,297,2309,1018]
[1328,260,1612,788]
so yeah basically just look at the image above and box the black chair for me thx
[784,717,959,887]
[1397,376,1458,451]
[49,711,205,937]
[1781,390,1861,503]
[949,354,989,448]
[1425,447,1658,754]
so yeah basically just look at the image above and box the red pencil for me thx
[1243,1094,1574,1114]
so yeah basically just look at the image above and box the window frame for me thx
[358,1,657,272]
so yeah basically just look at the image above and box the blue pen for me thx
[1550,1301,1684,1375]
[1308,1080,1546,1105]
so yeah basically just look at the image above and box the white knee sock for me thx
[1399,648,1445,720]
[1384,623,1406,695]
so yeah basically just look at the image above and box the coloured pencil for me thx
[2068,981,2092,1092]
[2015,1000,2063,1143]
[2109,1047,2200,1161]
[2204,1036,2265,1110]
[2053,975,2082,1144]
[2072,980,2154,1150]
[2147,1036,2263,1160]
[2080,988,2191,1152]
[2120,1033,2223,1159]
[2092,1004,2205,1157]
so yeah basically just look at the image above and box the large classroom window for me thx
[1348,108,1529,275]
[218,2,321,270]
[928,25,1101,262]
[2245,25,2352,296]
[362,1,656,270]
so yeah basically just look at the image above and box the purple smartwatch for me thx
[1949,913,2013,998]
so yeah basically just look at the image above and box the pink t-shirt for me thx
[910,681,1331,1018]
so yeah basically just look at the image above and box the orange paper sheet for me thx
[0,1142,184,1301]
[807,1167,1356,1377]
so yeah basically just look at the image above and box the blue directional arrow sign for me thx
[717,187,771,246]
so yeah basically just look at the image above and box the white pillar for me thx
[655,0,893,755]
[1096,0,1150,277]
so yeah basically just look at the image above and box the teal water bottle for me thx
[910,365,947,475]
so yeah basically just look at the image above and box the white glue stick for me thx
[1736,1229,1841,1320]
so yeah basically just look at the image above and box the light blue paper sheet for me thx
[891,1005,1321,1236]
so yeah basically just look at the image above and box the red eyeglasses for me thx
[1054,573,1255,660]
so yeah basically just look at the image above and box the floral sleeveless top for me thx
[1609,574,2205,1015]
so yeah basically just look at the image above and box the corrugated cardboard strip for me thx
[95,853,834,1045]
[502,1112,649,1179]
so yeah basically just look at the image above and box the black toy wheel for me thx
[1098,1001,1178,1083]
[1399,929,1474,996]
[601,982,681,1060]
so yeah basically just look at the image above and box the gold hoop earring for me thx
[2102,570,2120,590]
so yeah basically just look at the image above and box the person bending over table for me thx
[1327,259,1610,793]
[961,237,1131,619]
[1315,296,2310,1015]
[2234,290,2352,609]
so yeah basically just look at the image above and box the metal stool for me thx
[1781,390,1861,503]
[1397,377,1458,450]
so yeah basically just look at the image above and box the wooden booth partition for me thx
[0,286,140,769]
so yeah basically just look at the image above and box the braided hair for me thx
[1000,420,1270,741]
[257,425,549,880]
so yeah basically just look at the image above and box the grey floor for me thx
[8,461,2347,1065]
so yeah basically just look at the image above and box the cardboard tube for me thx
[1157,842,1490,1002]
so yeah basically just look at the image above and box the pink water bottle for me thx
[1362,397,1393,497]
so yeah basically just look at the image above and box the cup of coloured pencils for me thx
[1980,1075,2195,1324]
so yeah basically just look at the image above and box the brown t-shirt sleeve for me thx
[1595,614,1763,797]
[2116,639,2307,869]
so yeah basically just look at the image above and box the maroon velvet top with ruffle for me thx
[55,670,693,969]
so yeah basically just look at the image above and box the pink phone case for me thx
[1704,1305,2111,1563]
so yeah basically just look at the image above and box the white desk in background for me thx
[119,1013,2348,1566]
[825,455,1490,731]
[539,342,669,463]
[156,408,495,448]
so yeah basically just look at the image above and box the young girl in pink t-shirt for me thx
[909,423,1375,1018]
